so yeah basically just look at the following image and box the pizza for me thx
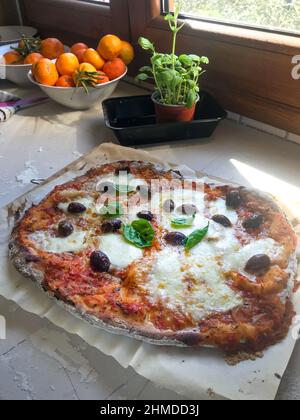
[9,160,298,353]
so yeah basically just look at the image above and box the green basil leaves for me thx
[171,215,195,229]
[123,219,155,249]
[184,224,209,251]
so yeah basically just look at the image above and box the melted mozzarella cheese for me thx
[99,234,143,269]
[145,247,242,321]
[208,198,238,224]
[206,221,241,256]
[31,230,87,254]
[223,238,284,273]
[146,247,184,303]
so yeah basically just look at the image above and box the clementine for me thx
[34,58,59,86]
[56,75,75,87]
[118,41,134,65]
[103,58,126,80]
[95,71,110,85]
[97,34,122,61]
[77,62,97,73]
[24,52,43,65]
[73,62,97,84]
[3,51,22,65]
[70,43,88,56]
[83,48,105,70]
[40,38,65,60]
[74,48,87,63]
[56,53,79,76]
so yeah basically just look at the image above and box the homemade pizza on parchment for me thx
[9,160,298,353]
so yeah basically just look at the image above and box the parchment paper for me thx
[0,143,299,401]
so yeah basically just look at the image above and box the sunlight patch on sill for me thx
[230,159,300,218]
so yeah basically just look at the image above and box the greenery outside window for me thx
[163,0,300,36]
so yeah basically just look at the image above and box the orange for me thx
[56,52,79,76]
[103,58,126,80]
[97,34,122,61]
[83,48,105,70]
[95,71,110,85]
[40,38,65,60]
[71,43,88,55]
[24,52,43,65]
[73,62,97,84]
[56,75,75,87]
[34,58,59,86]
[118,41,134,65]
[3,51,22,65]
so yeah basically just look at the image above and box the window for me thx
[168,0,300,35]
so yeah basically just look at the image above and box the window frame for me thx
[19,0,131,47]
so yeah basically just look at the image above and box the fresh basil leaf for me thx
[139,66,153,74]
[123,219,155,249]
[171,215,195,228]
[185,224,209,251]
[135,73,149,82]
[201,56,210,65]
[100,202,124,218]
[179,54,193,66]
[189,54,201,62]
[138,37,155,52]
[114,184,135,194]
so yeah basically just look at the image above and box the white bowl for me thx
[28,68,128,110]
[0,43,71,87]
[0,26,37,45]
[0,43,33,86]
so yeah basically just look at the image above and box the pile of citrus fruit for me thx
[3,34,134,89]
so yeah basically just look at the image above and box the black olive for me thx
[226,190,242,209]
[212,215,232,228]
[90,251,111,272]
[164,232,187,246]
[68,202,87,214]
[102,219,122,233]
[97,181,115,194]
[58,221,74,237]
[163,199,175,213]
[243,214,264,230]
[178,204,198,216]
[137,211,154,221]
[245,254,271,276]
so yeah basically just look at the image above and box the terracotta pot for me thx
[151,91,199,124]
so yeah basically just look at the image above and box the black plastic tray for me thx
[102,92,227,147]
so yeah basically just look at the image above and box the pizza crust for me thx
[9,161,298,352]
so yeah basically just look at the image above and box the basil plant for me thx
[136,7,209,109]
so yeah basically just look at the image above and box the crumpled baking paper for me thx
[0,143,299,400]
